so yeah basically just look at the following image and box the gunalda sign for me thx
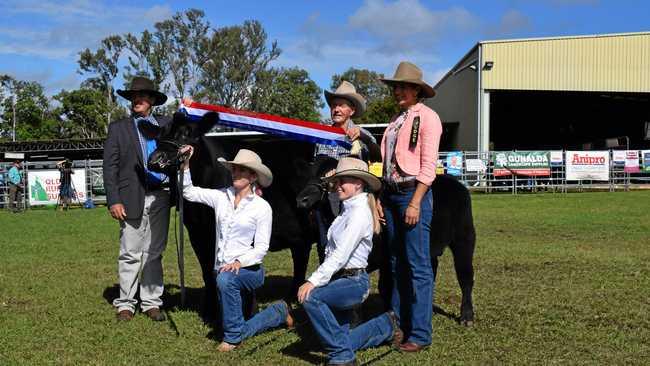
[565,151,609,181]
[493,151,550,176]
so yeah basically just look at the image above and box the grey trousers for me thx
[113,190,170,313]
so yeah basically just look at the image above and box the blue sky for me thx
[1,0,649,104]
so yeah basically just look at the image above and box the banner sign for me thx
[180,99,351,148]
[465,158,487,172]
[436,160,445,175]
[612,150,626,165]
[446,152,463,176]
[550,151,563,166]
[565,151,609,181]
[643,150,650,172]
[493,151,550,177]
[623,150,640,173]
[28,169,86,206]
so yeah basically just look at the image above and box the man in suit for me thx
[103,77,171,322]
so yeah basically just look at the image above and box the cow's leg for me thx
[449,236,475,327]
[187,227,218,322]
[289,242,311,300]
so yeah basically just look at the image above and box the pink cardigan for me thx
[380,103,442,186]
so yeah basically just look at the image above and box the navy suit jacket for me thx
[103,115,172,220]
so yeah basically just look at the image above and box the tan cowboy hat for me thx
[217,149,273,188]
[324,81,367,118]
[324,157,381,192]
[380,61,435,98]
[117,76,168,106]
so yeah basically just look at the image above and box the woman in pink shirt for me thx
[378,61,442,352]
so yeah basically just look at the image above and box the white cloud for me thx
[0,0,173,60]
[485,9,532,38]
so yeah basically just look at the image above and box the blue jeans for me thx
[383,187,434,346]
[215,266,287,344]
[303,272,393,364]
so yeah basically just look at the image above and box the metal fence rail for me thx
[1,150,649,208]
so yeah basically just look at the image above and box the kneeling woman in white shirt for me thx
[180,146,291,352]
[296,157,403,366]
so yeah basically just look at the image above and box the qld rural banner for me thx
[565,151,610,181]
[28,169,86,206]
[493,151,550,177]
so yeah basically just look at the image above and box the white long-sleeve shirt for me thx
[182,169,272,270]
[307,192,374,287]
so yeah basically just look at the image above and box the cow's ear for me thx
[292,158,310,174]
[195,112,220,135]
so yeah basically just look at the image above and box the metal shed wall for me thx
[481,32,650,92]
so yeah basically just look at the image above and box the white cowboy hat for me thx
[217,149,273,188]
[324,157,381,192]
[324,81,367,118]
[380,61,435,98]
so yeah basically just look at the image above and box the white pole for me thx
[12,95,16,142]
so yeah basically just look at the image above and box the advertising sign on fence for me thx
[643,150,650,172]
[493,151,550,176]
[565,151,609,181]
[465,159,487,173]
[436,160,445,175]
[612,150,626,166]
[624,150,640,173]
[28,169,86,206]
[550,151,563,166]
[446,152,463,176]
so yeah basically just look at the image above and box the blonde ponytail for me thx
[367,192,381,235]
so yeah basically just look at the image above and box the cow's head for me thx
[148,111,219,174]
[295,156,339,209]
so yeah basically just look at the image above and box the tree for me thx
[330,68,399,124]
[54,88,124,139]
[77,35,125,127]
[196,20,281,109]
[0,76,57,141]
[251,67,323,122]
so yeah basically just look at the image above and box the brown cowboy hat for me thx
[324,81,367,118]
[324,157,381,192]
[117,77,167,106]
[217,149,273,188]
[380,61,435,98]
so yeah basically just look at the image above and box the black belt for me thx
[243,264,261,271]
[384,179,417,192]
[332,268,365,280]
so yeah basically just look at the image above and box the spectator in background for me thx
[7,160,23,213]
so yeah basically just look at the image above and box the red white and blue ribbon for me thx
[179,99,351,148]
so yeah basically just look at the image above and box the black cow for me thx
[296,157,476,326]
[149,112,326,319]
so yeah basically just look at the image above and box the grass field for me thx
[1,191,649,365]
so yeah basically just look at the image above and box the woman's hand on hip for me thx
[297,281,315,304]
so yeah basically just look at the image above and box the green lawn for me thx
[1,192,649,365]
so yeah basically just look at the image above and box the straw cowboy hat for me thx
[324,81,367,118]
[218,149,273,188]
[117,76,168,106]
[324,157,381,192]
[380,61,435,98]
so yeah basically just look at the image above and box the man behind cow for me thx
[312,81,381,262]
[103,77,172,322]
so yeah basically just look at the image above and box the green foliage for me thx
[54,89,112,138]
[330,68,399,124]
[196,20,281,109]
[1,192,649,364]
[251,67,323,122]
[0,75,58,141]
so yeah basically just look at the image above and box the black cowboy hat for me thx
[117,77,167,106]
